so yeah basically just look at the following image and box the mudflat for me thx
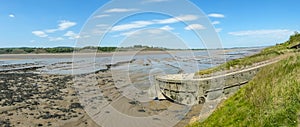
[0,49,260,126]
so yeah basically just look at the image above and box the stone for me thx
[69,103,83,109]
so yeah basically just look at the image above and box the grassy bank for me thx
[189,32,300,126]
[196,32,300,76]
[189,53,300,127]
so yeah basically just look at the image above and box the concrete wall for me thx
[155,67,260,105]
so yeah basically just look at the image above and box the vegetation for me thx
[196,32,300,75]
[45,47,74,53]
[0,47,76,54]
[0,47,119,54]
[0,45,170,54]
[189,32,300,127]
[188,53,300,127]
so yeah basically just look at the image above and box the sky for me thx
[1,0,300,48]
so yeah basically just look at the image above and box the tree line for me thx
[0,46,170,54]
[0,47,119,54]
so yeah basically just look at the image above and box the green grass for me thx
[190,32,300,126]
[196,33,300,76]
[188,53,300,127]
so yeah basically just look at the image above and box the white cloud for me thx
[110,14,198,32]
[184,24,206,30]
[94,14,110,19]
[160,25,174,31]
[111,21,154,31]
[119,29,165,37]
[215,28,222,32]
[117,29,186,49]
[156,15,198,24]
[177,15,199,21]
[44,29,57,33]
[105,8,138,13]
[64,31,77,36]
[44,20,77,33]
[208,13,225,18]
[63,31,80,39]
[228,29,292,36]
[32,31,48,37]
[155,18,176,24]
[212,21,220,25]
[49,37,64,41]
[32,20,78,41]
[58,20,77,31]
[9,14,15,18]
[120,31,137,37]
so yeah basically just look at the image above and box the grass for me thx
[189,32,300,126]
[196,33,300,76]
[188,52,300,126]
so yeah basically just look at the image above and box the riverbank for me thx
[189,53,300,127]
[188,33,300,127]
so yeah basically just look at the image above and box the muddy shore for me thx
[0,67,202,127]
[0,49,262,127]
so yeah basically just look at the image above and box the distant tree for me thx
[5,48,13,53]
[11,49,26,54]
[97,47,117,52]
[44,47,74,53]
[23,48,34,53]
[133,45,143,48]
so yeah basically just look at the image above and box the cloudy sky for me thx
[1,0,300,48]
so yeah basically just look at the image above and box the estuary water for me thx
[0,48,262,75]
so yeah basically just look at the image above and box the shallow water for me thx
[0,48,261,75]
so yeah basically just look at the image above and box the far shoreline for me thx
[0,50,199,60]
[0,47,263,60]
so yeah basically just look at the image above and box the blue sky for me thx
[1,0,300,48]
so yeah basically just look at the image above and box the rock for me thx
[69,103,83,109]
[138,109,146,112]
[59,108,70,112]
[0,119,11,127]
[41,113,52,119]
